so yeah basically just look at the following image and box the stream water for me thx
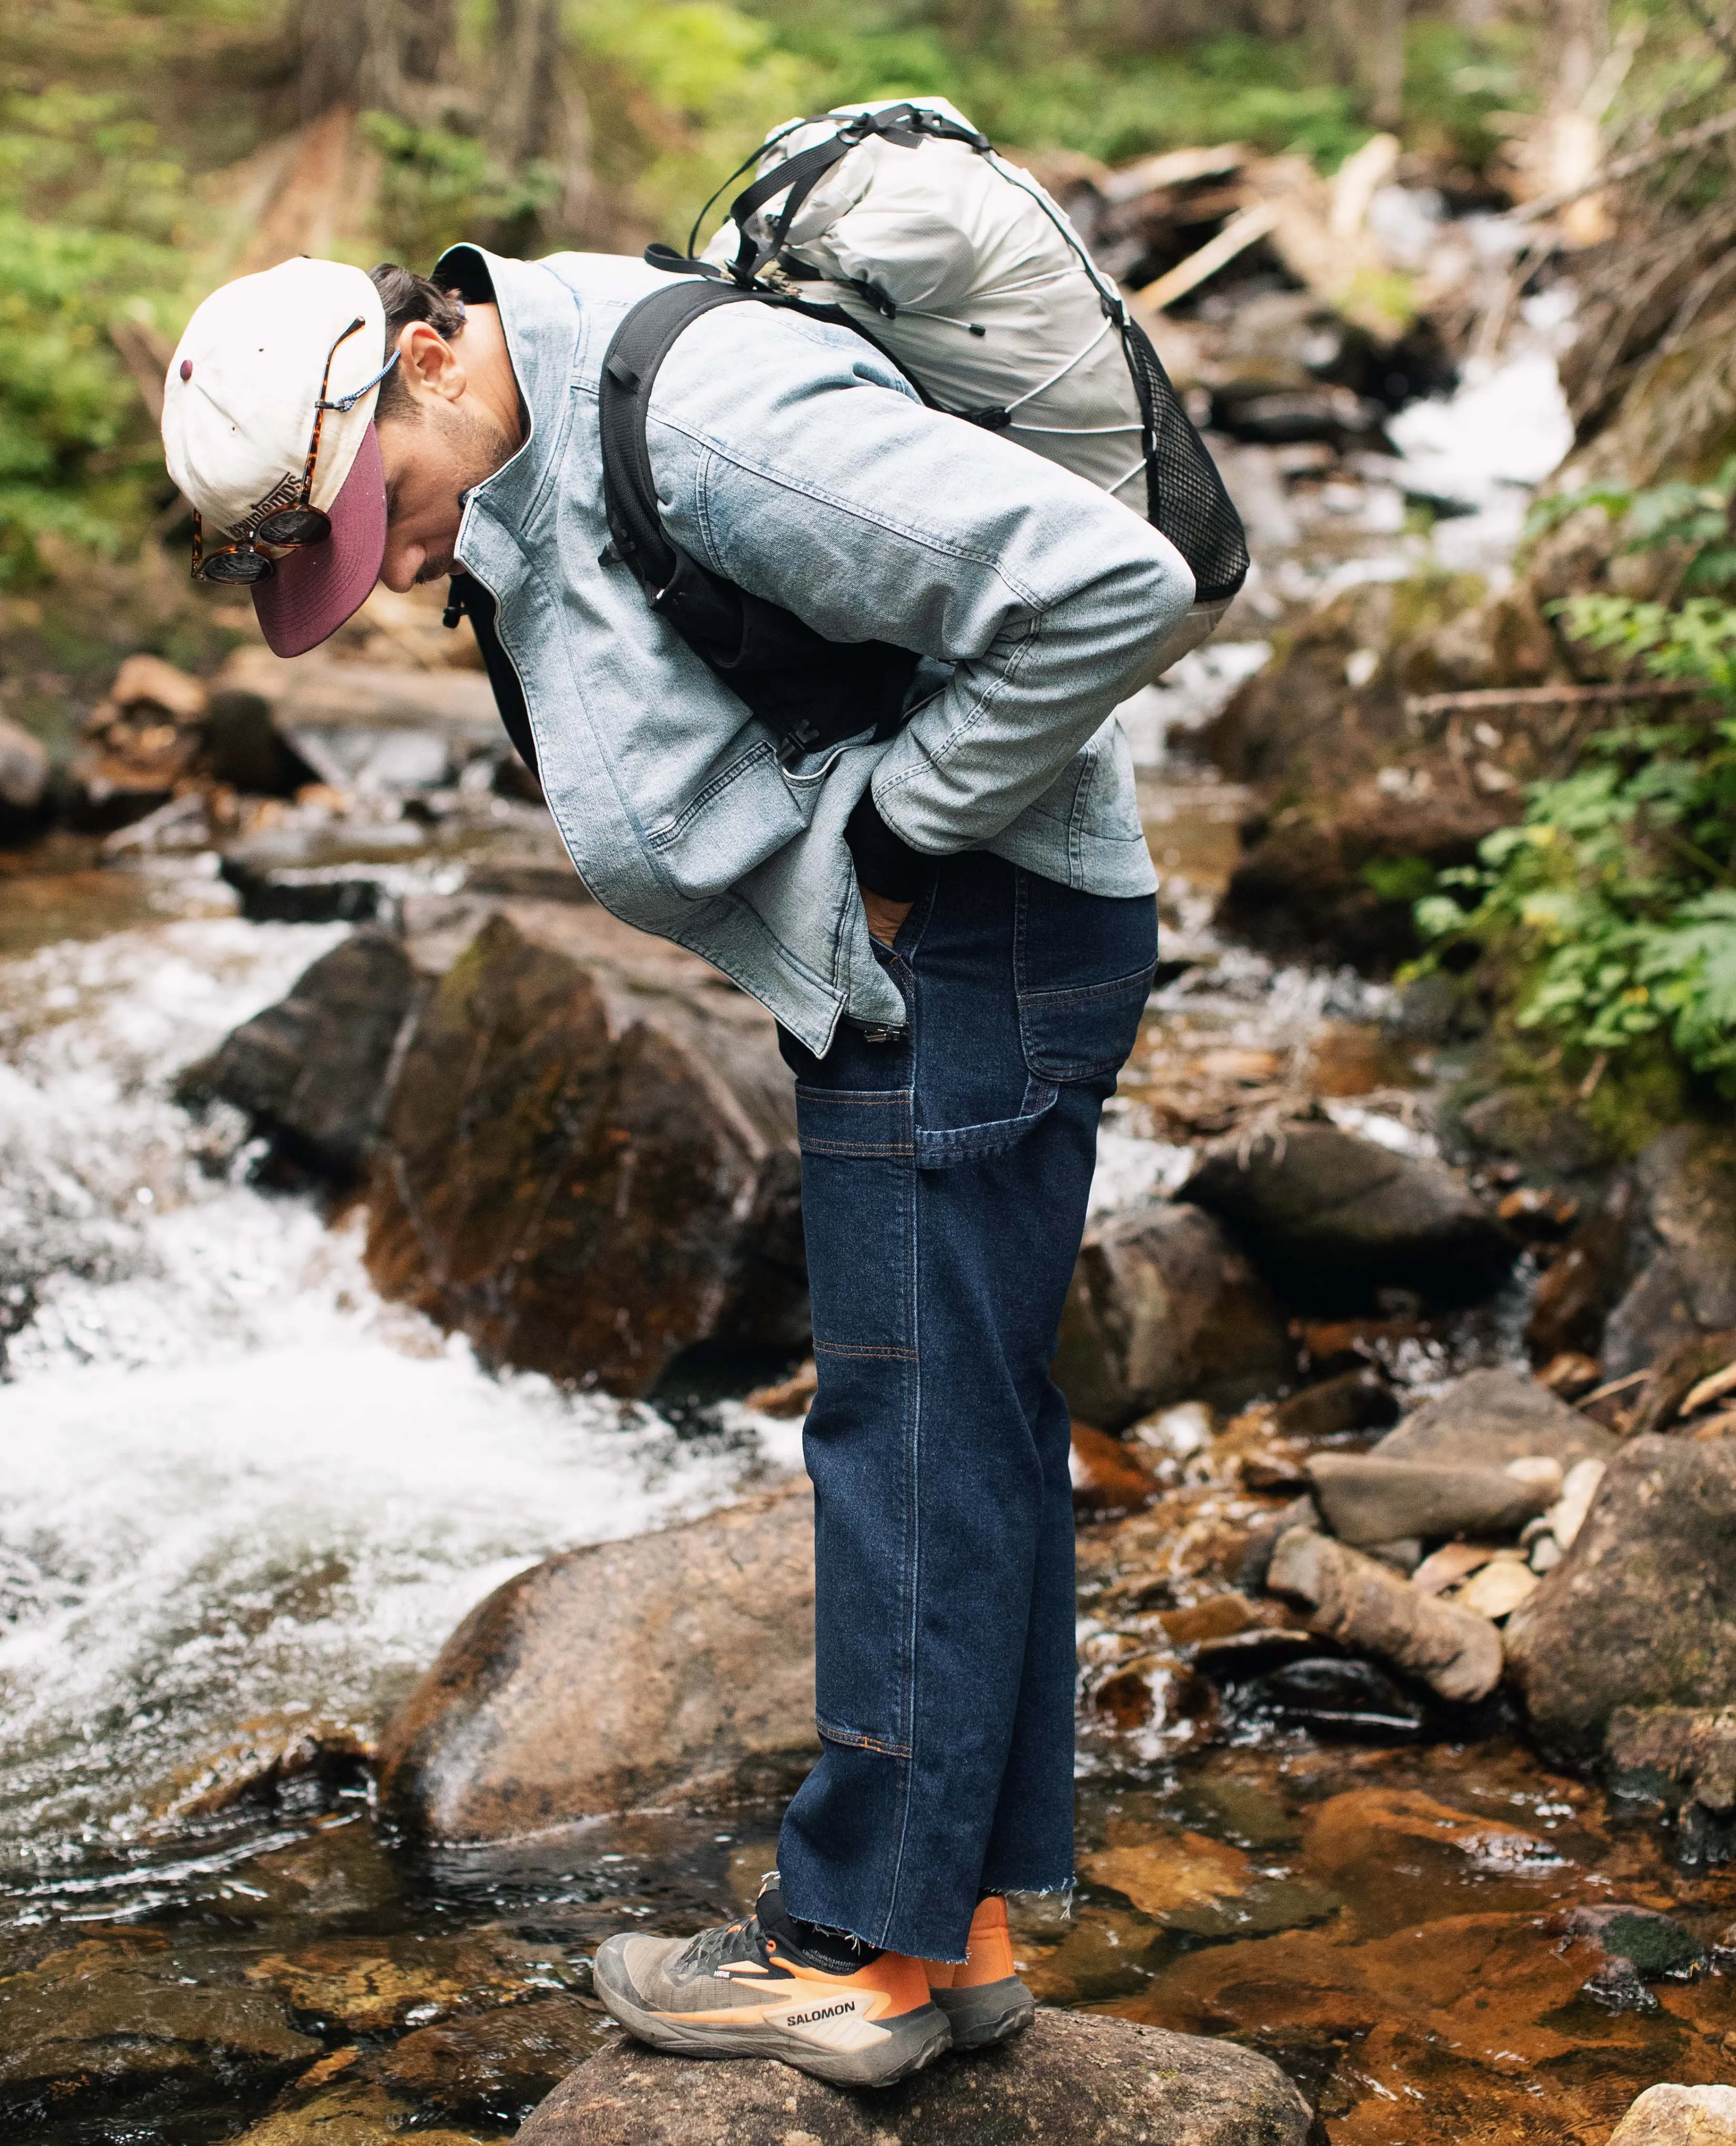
[2,387,1732,2139]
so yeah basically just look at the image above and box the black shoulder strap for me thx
[443,572,538,775]
[598,276,924,757]
[598,281,764,596]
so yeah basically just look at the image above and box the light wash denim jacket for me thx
[437,244,1194,1055]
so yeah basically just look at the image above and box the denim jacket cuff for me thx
[846,792,937,902]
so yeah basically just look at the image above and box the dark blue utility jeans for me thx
[775,851,1156,1963]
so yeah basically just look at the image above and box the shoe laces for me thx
[679,1913,762,1976]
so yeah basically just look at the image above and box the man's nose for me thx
[380,538,425,594]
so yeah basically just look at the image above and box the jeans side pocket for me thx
[1015,876,1157,1084]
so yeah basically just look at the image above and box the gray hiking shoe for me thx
[591,1876,952,2089]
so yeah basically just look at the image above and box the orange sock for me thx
[923,1894,1017,1989]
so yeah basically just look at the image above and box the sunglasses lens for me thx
[200,546,274,585]
[254,505,332,547]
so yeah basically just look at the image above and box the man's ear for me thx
[396,320,467,407]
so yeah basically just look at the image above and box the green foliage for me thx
[1416,471,1736,1098]
[364,114,561,268]
[1362,854,1437,904]
[0,86,191,580]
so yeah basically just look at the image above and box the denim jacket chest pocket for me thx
[1014,869,1157,1084]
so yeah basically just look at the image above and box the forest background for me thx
[0,0,1688,606]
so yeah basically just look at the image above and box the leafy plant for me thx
[1416,472,1736,1096]
[363,114,561,268]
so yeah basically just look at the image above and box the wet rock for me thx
[1270,1367,1399,1444]
[1082,1829,1254,1917]
[1053,1200,1295,1429]
[1602,1128,1736,1379]
[1193,1628,1324,1682]
[1373,1366,1618,1471]
[0,1934,317,2126]
[1505,1437,1736,1760]
[231,2069,493,2145]
[1217,783,1509,970]
[0,713,49,837]
[1563,1905,1707,2001]
[1303,1787,1563,1912]
[151,1714,372,1824]
[1609,2084,1736,2146]
[1210,381,1387,446]
[1458,1083,1607,1175]
[1527,1190,1637,1362]
[378,1480,817,1841]
[1605,1705,1736,1857]
[377,1997,611,2126]
[364,903,806,1396]
[1085,1651,1220,1745]
[70,654,211,830]
[218,823,427,924]
[1608,1705,1736,1810]
[1071,1422,1161,1516]
[1238,1655,1426,1740]
[180,928,422,1176]
[1305,1453,1552,1546]
[1199,574,1477,800]
[1180,1121,1512,1313]
[1265,1526,1503,1703]
[743,1356,816,1418]
[244,1934,538,2033]
[514,2010,1315,2146]
[203,689,321,796]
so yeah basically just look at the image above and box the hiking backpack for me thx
[463,99,1249,772]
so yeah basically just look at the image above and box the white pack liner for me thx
[703,98,1230,677]
[704,97,1152,505]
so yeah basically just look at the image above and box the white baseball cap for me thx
[163,258,396,657]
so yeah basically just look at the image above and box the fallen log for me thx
[1136,202,1277,311]
[1405,680,1705,717]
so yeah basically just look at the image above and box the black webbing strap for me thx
[598,276,925,758]
[443,572,538,775]
[722,103,991,287]
[598,280,770,599]
[726,134,862,284]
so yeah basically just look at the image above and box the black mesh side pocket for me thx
[1121,316,1249,608]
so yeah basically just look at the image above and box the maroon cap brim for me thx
[252,422,388,659]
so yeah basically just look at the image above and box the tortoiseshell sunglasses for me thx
[190,317,398,585]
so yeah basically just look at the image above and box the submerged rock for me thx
[1180,1121,1512,1312]
[179,928,422,1176]
[1053,1199,1295,1428]
[378,1997,612,2129]
[513,2010,1315,2145]
[1265,1526,1502,1703]
[0,1933,317,2127]
[1236,1655,1426,1740]
[1505,1437,1736,1760]
[377,1481,816,1842]
[364,902,808,1396]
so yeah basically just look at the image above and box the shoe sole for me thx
[931,1977,1036,2049]
[592,1940,953,2090]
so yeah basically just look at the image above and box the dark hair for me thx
[368,264,466,420]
